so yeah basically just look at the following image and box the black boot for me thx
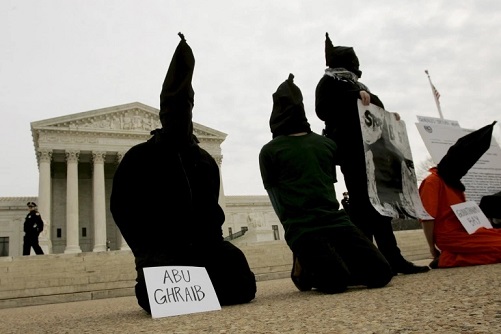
[429,256,440,269]
[392,260,430,275]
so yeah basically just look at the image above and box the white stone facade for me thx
[0,102,283,257]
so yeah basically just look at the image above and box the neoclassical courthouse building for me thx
[0,102,283,257]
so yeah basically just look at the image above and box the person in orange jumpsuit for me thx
[419,121,501,268]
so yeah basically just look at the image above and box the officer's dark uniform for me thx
[23,202,44,255]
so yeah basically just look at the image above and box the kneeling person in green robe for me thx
[259,74,393,293]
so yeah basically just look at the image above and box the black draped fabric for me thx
[480,191,501,219]
[111,130,256,312]
[111,134,226,258]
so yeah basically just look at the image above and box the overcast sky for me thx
[1,1,501,199]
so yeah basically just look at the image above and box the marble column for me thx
[92,151,107,252]
[214,155,226,210]
[37,149,52,254]
[64,150,81,254]
[116,152,130,251]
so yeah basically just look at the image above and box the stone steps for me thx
[0,251,136,309]
[0,229,430,309]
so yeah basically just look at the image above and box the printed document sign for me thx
[416,116,461,128]
[416,118,501,204]
[143,266,221,319]
[451,201,493,234]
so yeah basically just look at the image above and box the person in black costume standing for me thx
[23,202,44,255]
[110,33,256,313]
[315,33,429,275]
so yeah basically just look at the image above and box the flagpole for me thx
[424,70,443,119]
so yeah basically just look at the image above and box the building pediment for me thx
[31,102,227,146]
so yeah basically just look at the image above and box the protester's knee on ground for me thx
[209,265,257,305]
[366,272,393,289]
[294,239,351,293]
[135,282,151,314]
[366,264,393,289]
[205,249,257,305]
[217,282,256,306]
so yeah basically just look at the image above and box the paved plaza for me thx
[1,261,500,334]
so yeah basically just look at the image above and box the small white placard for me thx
[143,266,221,319]
[451,201,493,234]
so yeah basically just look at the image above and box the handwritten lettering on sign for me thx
[143,266,221,318]
[451,201,492,234]
[153,268,206,304]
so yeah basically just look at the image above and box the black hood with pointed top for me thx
[158,33,196,147]
[269,74,311,138]
[324,32,362,77]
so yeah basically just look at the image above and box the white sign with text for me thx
[451,201,493,234]
[416,118,501,204]
[143,266,221,319]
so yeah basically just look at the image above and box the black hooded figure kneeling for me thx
[110,33,256,314]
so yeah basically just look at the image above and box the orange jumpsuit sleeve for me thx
[419,173,442,219]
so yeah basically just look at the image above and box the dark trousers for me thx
[291,226,393,293]
[23,234,44,255]
[135,241,257,314]
[341,161,408,268]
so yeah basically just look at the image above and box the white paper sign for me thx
[143,266,221,319]
[415,120,501,204]
[451,201,493,234]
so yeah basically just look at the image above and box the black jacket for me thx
[315,75,384,168]
[24,211,44,236]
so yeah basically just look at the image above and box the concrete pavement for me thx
[2,260,500,334]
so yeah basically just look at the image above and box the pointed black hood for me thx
[160,32,195,112]
[324,32,362,78]
[269,74,311,138]
[157,33,196,147]
[437,121,496,190]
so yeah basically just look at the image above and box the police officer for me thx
[23,202,44,255]
[341,192,351,217]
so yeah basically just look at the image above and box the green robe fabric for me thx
[259,132,353,248]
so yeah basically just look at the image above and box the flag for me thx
[425,69,443,118]
[432,84,440,101]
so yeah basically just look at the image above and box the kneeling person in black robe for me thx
[110,33,256,313]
